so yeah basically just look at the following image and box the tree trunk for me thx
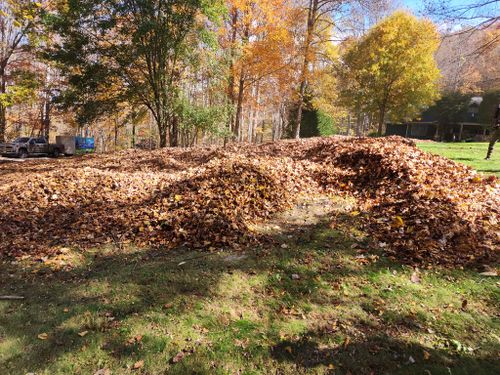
[42,96,51,140]
[355,111,362,137]
[0,72,6,142]
[367,112,374,135]
[294,0,318,139]
[251,83,260,143]
[132,123,136,148]
[377,109,385,136]
[233,18,250,142]
[114,119,118,150]
[0,103,5,143]
[226,9,238,141]
[170,115,179,147]
[279,102,288,140]
[294,81,306,139]
[158,117,168,148]
[234,72,245,141]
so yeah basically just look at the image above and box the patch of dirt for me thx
[255,196,353,235]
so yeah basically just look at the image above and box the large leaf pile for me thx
[303,138,499,265]
[0,137,498,266]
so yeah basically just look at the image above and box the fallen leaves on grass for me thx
[172,351,186,363]
[0,137,498,267]
[343,336,351,349]
[461,299,468,310]
[133,360,144,370]
[171,348,195,364]
[127,335,143,346]
[410,271,421,284]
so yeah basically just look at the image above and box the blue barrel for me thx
[75,137,95,151]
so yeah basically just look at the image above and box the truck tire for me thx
[18,149,28,159]
[52,148,61,158]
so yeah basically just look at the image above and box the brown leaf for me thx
[133,360,144,370]
[172,351,186,363]
[410,272,421,284]
[343,336,351,349]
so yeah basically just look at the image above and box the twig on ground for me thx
[0,295,25,300]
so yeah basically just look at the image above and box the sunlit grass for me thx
[417,142,500,176]
[1,198,499,374]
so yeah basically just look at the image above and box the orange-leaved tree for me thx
[222,0,302,142]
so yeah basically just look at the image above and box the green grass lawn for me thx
[417,142,500,177]
[1,197,498,375]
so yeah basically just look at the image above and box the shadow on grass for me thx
[271,330,500,375]
[478,169,500,174]
[0,212,498,374]
[0,237,289,373]
[453,157,475,162]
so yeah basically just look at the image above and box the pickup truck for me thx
[0,137,64,158]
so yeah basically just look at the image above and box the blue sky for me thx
[399,0,499,28]
[402,0,482,11]
[401,0,499,18]
[401,0,427,13]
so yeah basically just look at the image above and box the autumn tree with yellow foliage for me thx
[338,11,441,136]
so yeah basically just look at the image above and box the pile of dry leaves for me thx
[306,138,499,265]
[0,137,498,266]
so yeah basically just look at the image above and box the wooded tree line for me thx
[0,0,498,148]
